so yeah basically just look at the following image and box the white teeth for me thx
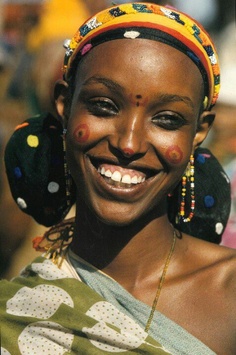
[104,169,112,178]
[131,176,138,184]
[111,171,122,182]
[121,174,131,184]
[98,166,146,185]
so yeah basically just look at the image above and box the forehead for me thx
[75,39,203,100]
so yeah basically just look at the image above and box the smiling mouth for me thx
[90,157,156,188]
[98,165,146,188]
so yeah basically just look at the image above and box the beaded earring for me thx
[63,128,72,208]
[179,154,195,222]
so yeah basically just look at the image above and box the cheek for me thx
[73,124,90,143]
[165,145,184,164]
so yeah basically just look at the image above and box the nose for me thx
[108,113,148,159]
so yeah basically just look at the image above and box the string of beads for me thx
[179,154,195,222]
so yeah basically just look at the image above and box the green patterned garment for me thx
[0,256,172,354]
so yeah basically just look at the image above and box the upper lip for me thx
[88,155,160,178]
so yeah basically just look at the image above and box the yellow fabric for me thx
[70,12,213,80]
[27,0,90,52]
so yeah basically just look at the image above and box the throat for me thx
[71,202,174,276]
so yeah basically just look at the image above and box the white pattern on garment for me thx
[31,259,71,280]
[18,321,74,355]
[82,301,168,352]
[6,284,74,319]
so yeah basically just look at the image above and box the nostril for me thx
[122,148,135,157]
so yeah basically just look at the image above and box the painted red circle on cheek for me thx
[165,145,183,164]
[73,124,90,143]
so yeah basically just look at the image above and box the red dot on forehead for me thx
[128,93,148,107]
[165,145,183,164]
[73,124,90,143]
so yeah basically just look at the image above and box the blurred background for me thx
[0,0,235,279]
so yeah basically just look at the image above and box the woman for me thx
[1,3,235,354]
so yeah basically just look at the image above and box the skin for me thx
[73,123,90,143]
[55,39,236,354]
[128,93,149,107]
[165,145,183,164]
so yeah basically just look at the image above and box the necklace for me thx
[145,228,177,332]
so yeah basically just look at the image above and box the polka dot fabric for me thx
[168,147,231,244]
[7,284,74,318]
[18,321,74,355]
[0,257,170,354]
[4,113,76,226]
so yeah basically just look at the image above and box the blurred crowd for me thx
[0,0,235,279]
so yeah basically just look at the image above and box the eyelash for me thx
[83,98,187,130]
[152,113,187,130]
[85,98,119,117]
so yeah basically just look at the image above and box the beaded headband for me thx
[63,2,220,109]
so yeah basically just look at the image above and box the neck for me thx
[70,201,175,278]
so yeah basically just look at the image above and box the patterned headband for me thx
[63,2,220,110]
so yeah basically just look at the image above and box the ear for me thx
[54,79,70,126]
[192,110,215,149]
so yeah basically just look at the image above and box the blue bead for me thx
[204,195,215,208]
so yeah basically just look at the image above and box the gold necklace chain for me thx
[145,229,177,332]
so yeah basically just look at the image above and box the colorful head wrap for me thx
[63,2,220,110]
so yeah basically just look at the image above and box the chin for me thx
[91,199,160,228]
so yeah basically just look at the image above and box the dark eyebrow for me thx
[81,76,195,110]
[157,93,194,110]
[81,76,123,94]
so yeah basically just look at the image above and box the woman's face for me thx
[58,39,208,226]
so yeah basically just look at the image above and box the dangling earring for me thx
[63,128,72,208]
[178,154,195,223]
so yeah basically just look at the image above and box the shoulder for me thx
[183,234,236,296]
[184,232,236,261]
[177,236,236,338]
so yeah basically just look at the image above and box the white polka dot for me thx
[215,222,224,235]
[17,197,27,209]
[48,182,60,193]
[1,348,11,355]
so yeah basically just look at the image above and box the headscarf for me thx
[63,2,220,110]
